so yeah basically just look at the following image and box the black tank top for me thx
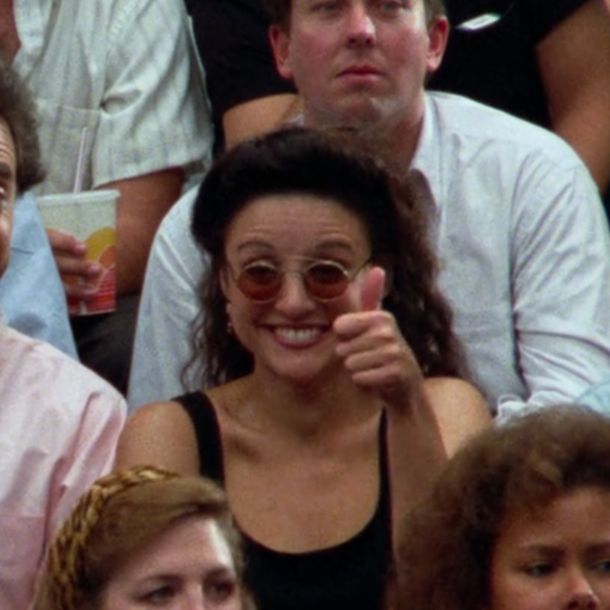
[175,391,392,610]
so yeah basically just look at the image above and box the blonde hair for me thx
[33,466,253,610]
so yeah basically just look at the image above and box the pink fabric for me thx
[0,322,126,609]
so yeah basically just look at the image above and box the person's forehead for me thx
[0,117,17,181]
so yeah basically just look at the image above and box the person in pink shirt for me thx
[0,61,126,610]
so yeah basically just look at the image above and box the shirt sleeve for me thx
[497,161,610,419]
[0,192,77,358]
[577,376,610,414]
[92,0,213,187]
[46,391,126,540]
[128,187,204,409]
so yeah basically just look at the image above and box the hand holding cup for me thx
[37,190,118,315]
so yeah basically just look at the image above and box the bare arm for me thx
[384,376,489,553]
[114,400,200,475]
[424,377,491,456]
[537,0,610,192]
[102,168,183,295]
[222,93,301,150]
[333,267,491,554]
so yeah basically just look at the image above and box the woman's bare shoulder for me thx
[423,377,492,456]
[115,399,201,475]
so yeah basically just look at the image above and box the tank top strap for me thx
[173,391,225,482]
[378,408,390,517]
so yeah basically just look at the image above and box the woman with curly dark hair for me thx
[118,127,489,610]
[391,405,610,610]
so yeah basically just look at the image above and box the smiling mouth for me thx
[272,326,326,346]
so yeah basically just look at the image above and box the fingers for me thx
[46,228,103,298]
[341,340,406,379]
[58,258,104,301]
[46,228,86,257]
[334,266,386,338]
[335,310,396,354]
[334,265,423,407]
[360,266,385,311]
[64,277,101,302]
[336,317,422,408]
[54,253,103,279]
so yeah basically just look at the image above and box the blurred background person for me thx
[0,52,75,356]
[0,61,125,610]
[0,189,77,356]
[33,466,254,610]
[0,0,214,393]
[391,405,610,610]
[186,0,300,153]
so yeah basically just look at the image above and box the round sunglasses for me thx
[229,257,371,303]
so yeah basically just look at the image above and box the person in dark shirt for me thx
[118,127,490,610]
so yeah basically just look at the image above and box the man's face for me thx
[270,0,448,130]
[0,117,17,277]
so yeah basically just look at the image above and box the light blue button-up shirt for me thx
[0,191,77,357]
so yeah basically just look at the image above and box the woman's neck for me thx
[217,367,382,442]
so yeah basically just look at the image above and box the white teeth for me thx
[275,327,321,344]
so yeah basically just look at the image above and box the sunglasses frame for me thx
[227,256,372,304]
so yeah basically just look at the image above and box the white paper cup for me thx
[37,190,118,315]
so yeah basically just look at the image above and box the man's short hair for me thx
[263,0,446,29]
[0,59,45,193]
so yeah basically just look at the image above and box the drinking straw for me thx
[72,127,89,193]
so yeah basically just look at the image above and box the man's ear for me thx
[269,24,294,81]
[426,16,449,75]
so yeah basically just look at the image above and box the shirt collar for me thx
[411,94,442,211]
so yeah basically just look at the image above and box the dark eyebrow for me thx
[586,542,610,555]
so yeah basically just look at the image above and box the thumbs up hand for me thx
[334,266,424,411]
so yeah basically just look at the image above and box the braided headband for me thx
[39,465,179,610]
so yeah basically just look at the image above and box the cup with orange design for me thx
[37,189,118,315]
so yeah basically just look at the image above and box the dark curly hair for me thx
[0,57,45,193]
[188,125,466,386]
[262,0,446,28]
[391,405,610,610]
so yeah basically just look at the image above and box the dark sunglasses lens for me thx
[305,262,349,300]
[238,265,281,301]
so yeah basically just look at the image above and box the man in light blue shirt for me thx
[0,191,77,357]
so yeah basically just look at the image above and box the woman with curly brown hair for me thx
[117,127,489,610]
[33,466,254,610]
[392,405,610,610]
